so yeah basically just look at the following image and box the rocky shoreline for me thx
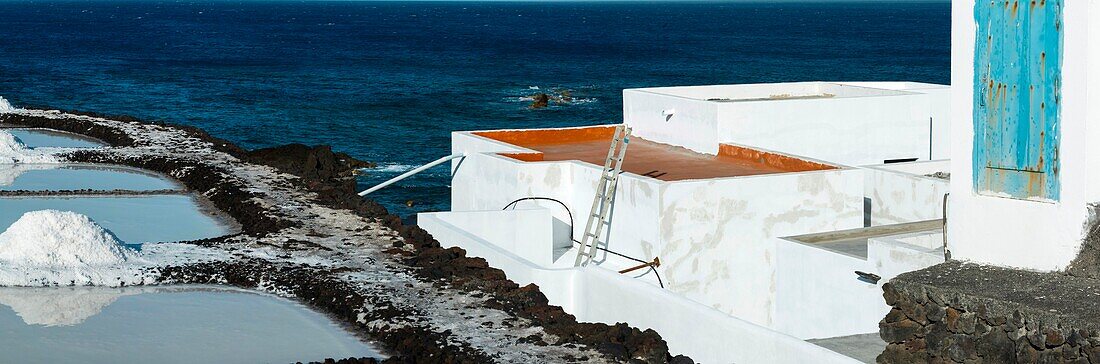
[0,109,691,363]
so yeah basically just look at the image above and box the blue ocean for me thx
[0,0,950,217]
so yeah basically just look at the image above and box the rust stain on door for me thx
[973,0,1062,201]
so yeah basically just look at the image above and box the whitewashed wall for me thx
[868,231,946,281]
[835,82,951,160]
[657,170,864,327]
[864,163,950,226]
[622,90,720,154]
[773,237,882,339]
[773,230,945,340]
[623,82,950,166]
[451,132,579,235]
[948,0,1097,271]
[713,93,930,166]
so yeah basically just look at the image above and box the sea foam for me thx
[370,163,416,173]
[0,210,139,267]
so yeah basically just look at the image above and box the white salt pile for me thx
[0,130,60,164]
[0,96,14,113]
[0,210,138,267]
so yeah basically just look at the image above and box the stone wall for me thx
[879,262,1100,363]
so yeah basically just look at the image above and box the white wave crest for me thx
[369,163,416,173]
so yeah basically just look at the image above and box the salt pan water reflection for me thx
[4,128,105,149]
[0,286,382,363]
[0,164,180,191]
[0,196,233,243]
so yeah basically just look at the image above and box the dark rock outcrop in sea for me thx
[527,89,577,109]
[530,93,551,109]
[0,110,691,364]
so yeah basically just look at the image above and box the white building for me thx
[417,81,952,363]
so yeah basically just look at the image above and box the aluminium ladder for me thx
[574,125,632,267]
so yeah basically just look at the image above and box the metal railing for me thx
[358,153,465,196]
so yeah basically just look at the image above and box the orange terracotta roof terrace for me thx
[473,125,837,181]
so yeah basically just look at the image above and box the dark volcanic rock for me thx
[300,358,399,364]
[246,143,373,182]
[529,93,550,109]
[879,262,1100,363]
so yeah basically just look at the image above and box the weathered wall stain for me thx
[543,164,562,189]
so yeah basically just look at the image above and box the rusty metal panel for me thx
[973,0,1062,201]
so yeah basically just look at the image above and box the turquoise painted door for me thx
[973,0,1062,201]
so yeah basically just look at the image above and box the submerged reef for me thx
[0,109,690,363]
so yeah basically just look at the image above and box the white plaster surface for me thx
[948,0,1095,271]
[864,162,950,226]
[656,170,864,327]
[623,82,950,165]
[774,229,945,340]
[422,208,570,267]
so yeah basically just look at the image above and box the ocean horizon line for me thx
[0,0,952,3]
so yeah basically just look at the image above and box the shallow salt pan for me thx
[0,196,232,244]
[0,164,181,191]
[4,128,105,149]
[0,286,382,363]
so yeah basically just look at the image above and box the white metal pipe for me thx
[358,153,465,196]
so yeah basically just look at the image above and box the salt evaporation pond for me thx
[3,128,105,149]
[0,286,382,363]
[0,125,380,362]
[0,164,180,191]
[0,196,231,243]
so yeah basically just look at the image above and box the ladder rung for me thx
[576,125,631,267]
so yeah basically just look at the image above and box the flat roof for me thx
[473,126,836,181]
[782,220,944,259]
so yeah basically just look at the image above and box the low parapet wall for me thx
[879,261,1100,363]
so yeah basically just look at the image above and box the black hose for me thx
[502,197,665,288]
[503,197,575,242]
